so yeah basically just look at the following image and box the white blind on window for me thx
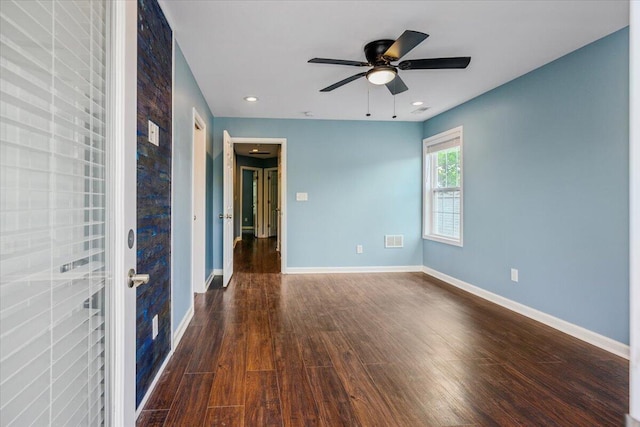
[426,136,460,153]
[0,1,108,425]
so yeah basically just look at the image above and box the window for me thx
[423,126,463,246]
[0,0,110,425]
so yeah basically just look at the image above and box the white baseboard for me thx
[421,266,629,359]
[234,236,241,247]
[136,303,195,417]
[135,347,173,417]
[173,304,194,348]
[213,268,223,276]
[205,271,215,288]
[286,265,423,275]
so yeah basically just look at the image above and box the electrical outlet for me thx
[356,244,363,254]
[511,268,519,283]
[152,315,158,339]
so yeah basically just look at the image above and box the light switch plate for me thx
[510,268,519,283]
[148,120,159,146]
[152,315,158,339]
[296,192,308,201]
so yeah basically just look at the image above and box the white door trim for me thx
[229,137,288,272]
[192,108,207,293]
[239,166,262,237]
[110,0,137,424]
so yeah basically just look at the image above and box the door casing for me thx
[223,135,287,274]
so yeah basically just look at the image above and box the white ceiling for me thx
[159,1,629,122]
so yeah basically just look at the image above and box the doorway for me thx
[239,166,262,237]
[264,167,279,239]
[222,134,287,286]
[234,146,278,241]
[192,110,207,293]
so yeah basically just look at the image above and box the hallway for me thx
[137,238,628,426]
[234,235,281,274]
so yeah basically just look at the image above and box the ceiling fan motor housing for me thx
[364,39,396,64]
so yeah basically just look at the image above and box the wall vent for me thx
[411,106,430,114]
[385,235,404,248]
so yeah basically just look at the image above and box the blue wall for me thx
[212,118,424,269]
[423,28,629,344]
[172,43,215,332]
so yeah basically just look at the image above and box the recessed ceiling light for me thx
[411,101,424,106]
[244,96,258,102]
[251,148,259,152]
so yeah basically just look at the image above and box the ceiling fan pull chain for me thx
[392,90,397,119]
[366,86,371,117]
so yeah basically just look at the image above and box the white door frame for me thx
[110,0,137,424]
[227,137,288,272]
[239,166,262,237]
[263,167,278,238]
[192,109,207,293]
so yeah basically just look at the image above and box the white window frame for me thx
[423,126,464,246]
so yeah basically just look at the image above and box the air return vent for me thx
[411,106,430,114]
[385,235,404,248]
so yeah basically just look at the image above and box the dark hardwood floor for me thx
[138,236,629,426]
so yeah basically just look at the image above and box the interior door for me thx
[252,171,258,237]
[222,131,234,287]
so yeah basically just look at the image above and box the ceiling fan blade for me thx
[399,57,471,70]
[385,75,408,95]
[309,58,370,67]
[383,30,429,61]
[319,72,367,92]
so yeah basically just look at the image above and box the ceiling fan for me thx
[309,30,471,95]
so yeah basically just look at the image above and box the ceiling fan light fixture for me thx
[366,66,396,85]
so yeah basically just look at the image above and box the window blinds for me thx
[426,136,460,154]
[1,1,109,425]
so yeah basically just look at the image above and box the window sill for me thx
[422,234,463,247]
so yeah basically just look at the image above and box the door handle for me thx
[128,268,150,288]
[219,213,232,219]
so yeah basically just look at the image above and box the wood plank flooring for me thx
[138,236,629,426]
